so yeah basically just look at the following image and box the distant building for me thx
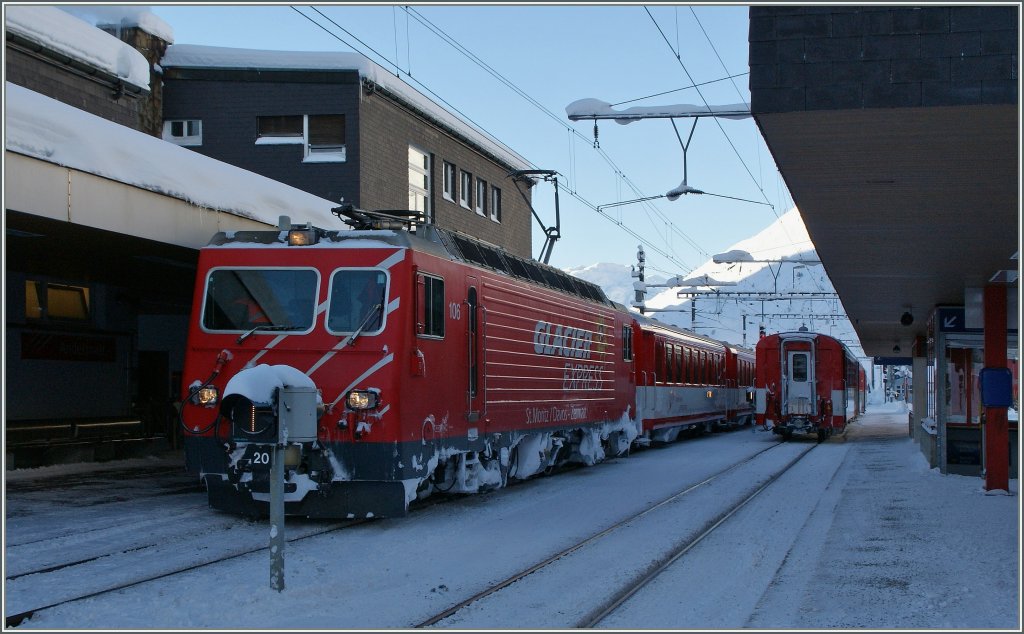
[160,45,535,257]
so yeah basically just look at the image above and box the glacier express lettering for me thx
[563,362,602,391]
[533,321,594,359]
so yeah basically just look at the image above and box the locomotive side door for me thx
[785,349,815,415]
[466,279,483,423]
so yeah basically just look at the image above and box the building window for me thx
[162,119,202,146]
[459,170,472,210]
[475,178,488,216]
[25,281,90,322]
[490,186,502,223]
[305,114,346,162]
[256,115,303,142]
[442,161,456,202]
[417,273,445,338]
[408,145,431,223]
[256,115,346,162]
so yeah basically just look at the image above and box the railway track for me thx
[577,442,818,627]
[4,519,364,628]
[414,438,815,628]
[6,430,807,629]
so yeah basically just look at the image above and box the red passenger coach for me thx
[180,209,636,519]
[754,330,866,441]
[630,316,755,441]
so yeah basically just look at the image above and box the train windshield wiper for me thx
[341,303,383,348]
[236,324,297,344]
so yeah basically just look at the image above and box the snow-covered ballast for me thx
[180,209,641,518]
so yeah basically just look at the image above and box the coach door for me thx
[466,282,483,422]
[785,348,815,415]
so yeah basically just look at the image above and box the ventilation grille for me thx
[436,229,610,306]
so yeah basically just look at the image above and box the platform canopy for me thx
[753,104,1017,357]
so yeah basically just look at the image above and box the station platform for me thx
[746,401,1020,629]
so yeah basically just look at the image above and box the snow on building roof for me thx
[57,5,175,44]
[4,82,342,229]
[161,43,532,172]
[4,5,151,91]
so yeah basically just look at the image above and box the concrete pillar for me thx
[984,284,1009,491]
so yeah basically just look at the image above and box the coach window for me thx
[327,269,387,334]
[671,346,679,383]
[655,340,665,384]
[792,353,809,382]
[621,325,633,361]
[417,273,445,338]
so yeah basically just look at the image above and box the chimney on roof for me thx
[99,21,171,139]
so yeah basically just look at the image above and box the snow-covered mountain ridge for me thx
[566,208,865,359]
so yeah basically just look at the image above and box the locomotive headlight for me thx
[345,389,379,411]
[194,386,219,407]
[288,228,318,246]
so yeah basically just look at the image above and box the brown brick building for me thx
[160,45,535,258]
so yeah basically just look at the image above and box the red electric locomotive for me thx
[180,207,762,519]
[181,208,639,518]
[754,329,866,441]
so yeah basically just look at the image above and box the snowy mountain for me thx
[564,262,665,307]
[567,208,866,360]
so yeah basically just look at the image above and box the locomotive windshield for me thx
[202,268,318,332]
[327,269,388,334]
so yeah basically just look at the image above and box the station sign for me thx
[936,307,967,332]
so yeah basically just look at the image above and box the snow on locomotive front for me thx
[180,213,638,519]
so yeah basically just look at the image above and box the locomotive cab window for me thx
[202,268,318,332]
[327,269,388,335]
[417,273,445,338]
[621,325,633,361]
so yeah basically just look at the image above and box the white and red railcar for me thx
[631,316,755,441]
[180,210,754,518]
[754,330,866,441]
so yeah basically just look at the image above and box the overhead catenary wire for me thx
[644,6,783,227]
[610,72,751,108]
[402,6,708,269]
[293,5,743,274]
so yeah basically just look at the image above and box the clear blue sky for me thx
[149,3,795,278]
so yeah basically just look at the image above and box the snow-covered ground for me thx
[4,401,1019,629]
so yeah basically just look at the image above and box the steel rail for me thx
[414,438,785,628]
[577,442,820,627]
